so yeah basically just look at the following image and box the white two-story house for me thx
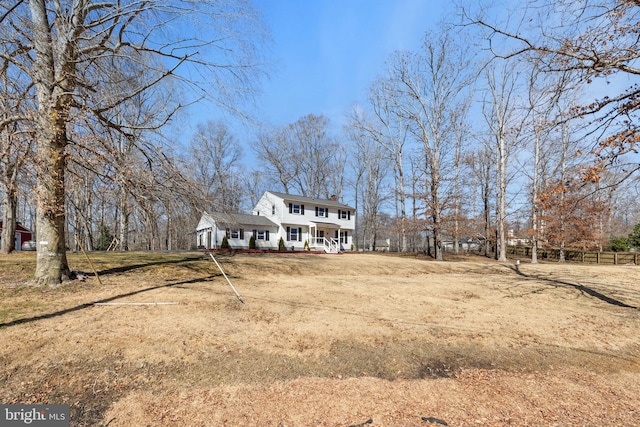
[196,191,355,253]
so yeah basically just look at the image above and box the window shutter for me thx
[348,211,351,220]
[298,227,302,241]
[266,230,270,241]
[253,230,257,239]
[338,209,342,218]
[289,203,292,214]
[286,226,290,240]
[326,209,329,218]
[301,205,305,214]
[315,206,318,217]
[225,229,230,239]
[240,229,245,240]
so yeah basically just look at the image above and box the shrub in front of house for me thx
[249,235,256,250]
[221,236,230,249]
[278,237,285,251]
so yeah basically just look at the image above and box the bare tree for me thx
[0,123,32,254]
[466,146,494,257]
[522,68,568,263]
[482,60,527,262]
[0,57,33,254]
[350,80,412,252]
[463,0,640,180]
[386,29,474,260]
[1,0,267,284]
[450,102,471,255]
[188,120,244,212]
[350,132,391,251]
[255,114,343,199]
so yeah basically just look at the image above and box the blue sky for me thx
[177,1,455,169]
[251,0,451,125]
[248,0,451,129]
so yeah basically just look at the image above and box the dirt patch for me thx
[1,252,639,426]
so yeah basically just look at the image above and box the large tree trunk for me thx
[30,0,74,285]
[34,117,72,285]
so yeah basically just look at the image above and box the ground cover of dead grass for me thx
[0,251,639,426]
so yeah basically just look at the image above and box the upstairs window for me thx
[338,209,351,220]
[289,203,305,215]
[315,207,328,218]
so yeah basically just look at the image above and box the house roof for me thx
[203,212,277,228]
[308,220,341,228]
[267,191,354,210]
[0,221,32,233]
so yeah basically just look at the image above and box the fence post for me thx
[596,252,600,264]
[614,253,618,265]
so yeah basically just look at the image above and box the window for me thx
[287,226,302,241]
[229,229,244,239]
[315,206,328,217]
[339,210,350,220]
[254,230,270,241]
[340,231,348,244]
[289,203,305,215]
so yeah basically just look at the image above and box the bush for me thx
[278,237,285,251]
[628,223,640,248]
[304,240,309,251]
[249,235,256,250]
[95,224,114,251]
[609,236,631,252]
[221,235,230,249]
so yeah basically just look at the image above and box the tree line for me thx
[1,0,640,285]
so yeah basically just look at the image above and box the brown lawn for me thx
[0,251,639,426]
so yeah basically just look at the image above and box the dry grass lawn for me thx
[0,251,639,426]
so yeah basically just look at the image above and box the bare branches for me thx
[462,0,640,175]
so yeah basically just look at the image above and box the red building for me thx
[0,221,34,250]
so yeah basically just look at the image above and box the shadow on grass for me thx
[506,264,638,309]
[0,275,218,329]
[87,254,205,276]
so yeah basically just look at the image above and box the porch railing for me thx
[310,237,340,253]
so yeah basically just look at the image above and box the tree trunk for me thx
[34,131,72,284]
[118,186,129,251]
[1,185,17,254]
[497,133,508,262]
[483,177,491,258]
[30,0,73,285]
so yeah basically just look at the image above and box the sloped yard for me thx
[1,251,639,426]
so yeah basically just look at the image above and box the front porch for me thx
[308,221,346,253]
